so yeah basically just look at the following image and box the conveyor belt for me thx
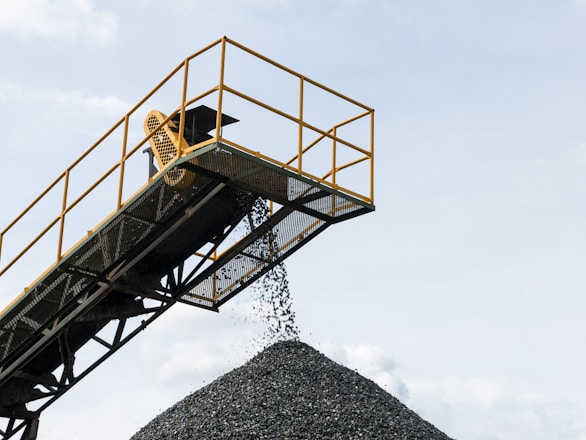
[0,37,376,440]
[0,142,373,439]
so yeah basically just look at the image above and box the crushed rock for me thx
[130,340,454,440]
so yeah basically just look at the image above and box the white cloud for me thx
[135,300,272,387]
[290,340,586,440]
[50,89,130,119]
[571,142,586,164]
[405,373,586,440]
[0,80,130,118]
[0,0,117,44]
[0,82,29,101]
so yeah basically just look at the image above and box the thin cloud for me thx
[50,90,130,119]
[571,142,586,164]
[0,81,130,118]
[406,373,586,440]
[135,301,271,386]
[0,0,117,44]
[0,82,29,101]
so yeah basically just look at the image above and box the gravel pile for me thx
[130,340,454,439]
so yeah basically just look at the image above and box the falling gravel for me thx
[245,197,300,348]
[130,340,454,440]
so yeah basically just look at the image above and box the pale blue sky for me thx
[1,1,586,439]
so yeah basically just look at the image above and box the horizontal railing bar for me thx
[224,86,371,157]
[67,119,125,172]
[184,37,223,63]
[0,216,60,278]
[286,129,333,166]
[321,155,371,180]
[286,110,372,167]
[0,171,65,236]
[332,109,372,130]
[224,37,373,112]
[63,163,121,218]
[0,158,122,278]
[123,62,185,120]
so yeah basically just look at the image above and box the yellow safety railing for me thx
[0,36,374,301]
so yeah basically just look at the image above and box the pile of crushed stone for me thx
[130,340,453,439]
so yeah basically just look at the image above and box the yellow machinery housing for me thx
[0,37,374,440]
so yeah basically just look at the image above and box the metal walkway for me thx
[0,37,374,439]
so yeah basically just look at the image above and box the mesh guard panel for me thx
[175,142,374,307]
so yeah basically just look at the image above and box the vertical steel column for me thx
[23,416,39,440]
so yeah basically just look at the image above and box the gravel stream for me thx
[130,340,454,439]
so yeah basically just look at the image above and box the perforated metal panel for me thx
[144,110,196,188]
[0,270,92,366]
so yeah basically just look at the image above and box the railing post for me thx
[178,59,189,157]
[57,170,70,261]
[216,37,227,141]
[370,109,375,203]
[117,115,129,210]
[298,77,304,174]
[332,126,337,187]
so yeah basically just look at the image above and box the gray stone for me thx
[130,340,454,440]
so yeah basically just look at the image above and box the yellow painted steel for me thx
[144,110,196,188]
[216,38,227,143]
[0,36,375,313]
[117,115,130,210]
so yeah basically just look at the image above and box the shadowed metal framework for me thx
[0,37,374,439]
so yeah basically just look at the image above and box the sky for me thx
[1,0,586,439]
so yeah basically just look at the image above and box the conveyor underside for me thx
[0,142,373,435]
